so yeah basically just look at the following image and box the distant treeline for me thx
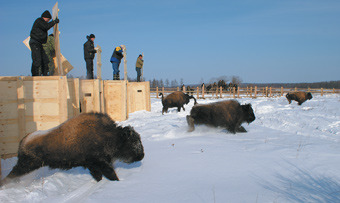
[242,80,340,89]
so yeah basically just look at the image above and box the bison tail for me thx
[159,93,164,101]
[189,95,198,105]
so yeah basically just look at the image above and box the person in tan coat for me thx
[135,54,144,82]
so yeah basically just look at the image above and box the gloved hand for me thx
[54,18,60,24]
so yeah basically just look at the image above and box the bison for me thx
[186,100,255,133]
[159,91,197,114]
[0,112,144,186]
[286,91,313,105]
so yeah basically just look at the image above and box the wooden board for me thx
[52,2,63,75]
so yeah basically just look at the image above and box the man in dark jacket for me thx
[30,10,59,76]
[110,45,124,80]
[83,34,97,79]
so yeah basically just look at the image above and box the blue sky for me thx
[1,0,339,84]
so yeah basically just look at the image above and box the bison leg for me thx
[182,106,185,111]
[236,126,247,133]
[88,166,103,182]
[162,107,168,114]
[186,115,195,132]
[100,164,119,181]
[2,155,42,185]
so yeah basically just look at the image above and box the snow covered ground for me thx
[1,94,340,202]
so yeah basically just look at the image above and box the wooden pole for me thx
[281,87,283,96]
[96,45,102,80]
[141,52,144,82]
[156,87,159,98]
[122,45,127,81]
[162,87,164,95]
[233,87,236,98]
[269,87,272,97]
[250,87,253,98]
[202,84,205,99]
[254,86,257,98]
[197,87,199,99]
[321,88,324,96]
[52,2,63,76]
[237,86,240,98]
[220,86,222,98]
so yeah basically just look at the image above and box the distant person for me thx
[135,54,144,82]
[29,10,59,76]
[110,45,124,80]
[43,34,55,76]
[83,34,97,79]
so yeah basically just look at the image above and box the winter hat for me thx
[89,34,95,39]
[41,10,52,19]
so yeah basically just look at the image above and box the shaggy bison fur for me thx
[186,100,255,133]
[159,91,197,114]
[286,91,313,105]
[0,112,144,186]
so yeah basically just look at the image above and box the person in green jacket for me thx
[42,34,55,76]
[135,54,144,82]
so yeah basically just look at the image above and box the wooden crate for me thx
[79,79,102,113]
[0,76,68,156]
[128,81,151,114]
[103,80,128,122]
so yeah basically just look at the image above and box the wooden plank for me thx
[96,45,102,80]
[0,80,19,100]
[52,2,63,75]
[23,80,59,99]
[93,79,101,112]
[17,77,26,142]
[58,76,68,123]
[67,78,80,118]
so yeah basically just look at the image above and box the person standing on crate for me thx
[83,34,97,79]
[43,34,55,76]
[110,45,124,80]
[29,10,59,76]
[135,54,144,82]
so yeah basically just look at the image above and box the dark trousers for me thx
[30,41,49,76]
[85,59,94,79]
[136,67,141,82]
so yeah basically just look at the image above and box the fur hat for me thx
[41,10,52,19]
[89,34,95,39]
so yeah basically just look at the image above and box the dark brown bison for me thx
[0,112,144,186]
[159,91,197,114]
[186,100,255,133]
[286,91,313,105]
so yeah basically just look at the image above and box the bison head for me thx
[119,126,144,163]
[241,103,256,124]
[307,92,313,100]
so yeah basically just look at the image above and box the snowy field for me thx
[1,94,340,202]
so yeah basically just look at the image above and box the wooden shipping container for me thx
[0,76,68,156]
